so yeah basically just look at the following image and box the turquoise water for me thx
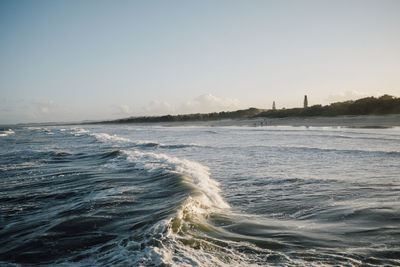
[1,125,399,266]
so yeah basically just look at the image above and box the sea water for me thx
[0,124,399,266]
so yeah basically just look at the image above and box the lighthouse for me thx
[304,95,308,108]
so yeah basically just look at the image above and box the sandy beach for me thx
[154,114,400,128]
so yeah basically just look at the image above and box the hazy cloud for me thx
[27,100,72,122]
[181,94,240,114]
[35,100,55,114]
[137,94,241,116]
[325,90,380,103]
[111,104,134,116]
[143,100,175,115]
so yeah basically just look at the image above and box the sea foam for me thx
[123,150,229,210]
[0,129,15,137]
[68,129,234,266]
[82,128,229,210]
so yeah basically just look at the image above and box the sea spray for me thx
[2,125,399,266]
[88,129,240,264]
[91,132,132,143]
[120,147,237,266]
[0,129,15,137]
[123,150,230,210]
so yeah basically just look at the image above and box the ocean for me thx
[1,124,399,266]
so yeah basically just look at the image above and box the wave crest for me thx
[123,150,229,210]
[0,129,15,137]
[91,132,132,143]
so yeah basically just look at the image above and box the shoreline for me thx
[152,114,400,128]
[3,114,400,129]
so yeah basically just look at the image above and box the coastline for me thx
[153,114,400,128]
[2,114,400,129]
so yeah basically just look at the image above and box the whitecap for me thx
[92,132,132,143]
[123,149,229,210]
[0,129,15,137]
[70,128,90,136]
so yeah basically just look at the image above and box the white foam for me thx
[123,150,229,210]
[91,132,132,143]
[0,129,15,137]
[61,132,240,266]
[119,148,236,265]
[117,147,259,266]
[92,132,162,147]
[69,128,90,136]
[90,131,229,209]
[27,127,42,130]
[0,161,42,171]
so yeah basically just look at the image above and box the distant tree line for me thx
[97,95,400,124]
[101,107,265,123]
[257,95,400,118]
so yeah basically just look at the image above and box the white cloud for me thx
[325,90,380,103]
[26,100,76,122]
[143,100,175,115]
[137,94,241,116]
[35,100,54,113]
[111,104,134,116]
[31,100,57,118]
[181,94,240,114]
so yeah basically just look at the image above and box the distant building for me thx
[272,101,276,110]
[304,95,308,108]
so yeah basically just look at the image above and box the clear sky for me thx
[1,0,400,124]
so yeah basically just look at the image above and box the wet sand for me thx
[156,114,400,128]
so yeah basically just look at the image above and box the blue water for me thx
[1,124,399,266]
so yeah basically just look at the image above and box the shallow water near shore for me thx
[1,124,399,266]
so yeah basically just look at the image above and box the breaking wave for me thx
[0,129,15,137]
[2,125,399,266]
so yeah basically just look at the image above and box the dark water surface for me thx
[1,125,399,266]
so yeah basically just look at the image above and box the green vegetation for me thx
[99,95,400,124]
[103,107,265,123]
[258,94,400,118]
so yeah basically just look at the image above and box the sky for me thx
[1,0,400,124]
